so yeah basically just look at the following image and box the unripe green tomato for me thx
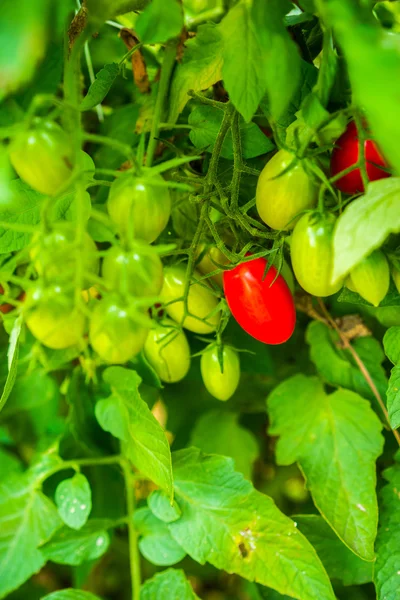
[144,320,191,383]
[200,345,240,401]
[102,245,163,298]
[24,284,85,349]
[9,119,74,195]
[392,266,400,294]
[89,296,149,364]
[256,150,317,230]
[291,212,343,297]
[345,276,357,292]
[160,265,220,334]
[30,228,99,286]
[350,250,390,307]
[196,245,229,288]
[107,171,171,243]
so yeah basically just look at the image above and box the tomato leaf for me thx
[168,448,335,599]
[134,507,186,566]
[0,315,22,415]
[148,490,181,523]
[374,459,400,600]
[295,515,373,586]
[189,410,259,480]
[267,375,384,560]
[332,178,400,283]
[140,568,200,600]
[220,0,300,122]
[136,0,183,44]
[80,63,119,112]
[189,105,274,159]
[168,24,223,123]
[96,367,173,499]
[42,590,102,600]
[0,472,62,598]
[383,326,400,365]
[40,520,111,566]
[55,473,92,530]
[383,327,400,429]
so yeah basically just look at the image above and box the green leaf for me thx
[140,568,199,600]
[267,375,384,560]
[0,447,23,477]
[220,0,300,122]
[383,326,400,365]
[168,448,335,600]
[96,367,173,498]
[168,24,223,123]
[3,368,59,417]
[332,178,400,283]
[148,490,181,523]
[387,366,400,430]
[189,410,259,479]
[0,179,42,253]
[306,321,388,414]
[55,474,92,530]
[319,1,400,175]
[295,515,373,586]
[134,507,186,566]
[0,473,62,598]
[42,590,102,600]
[136,0,183,44]
[80,63,119,112]
[0,315,22,414]
[189,105,274,159]
[41,520,111,566]
[374,461,400,600]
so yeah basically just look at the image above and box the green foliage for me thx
[140,568,200,600]
[55,473,92,530]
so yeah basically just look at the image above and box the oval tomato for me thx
[196,245,229,288]
[290,212,343,297]
[200,344,240,401]
[349,250,390,307]
[24,284,85,349]
[31,227,99,285]
[102,245,163,298]
[330,121,390,194]
[9,119,74,196]
[107,171,171,243]
[89,296,149,364]
[223,256,295,344]
[160,265,220,334]
[144,320,191,383]
[256,149,317,230]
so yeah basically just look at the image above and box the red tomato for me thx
[223,257,296,344]
[330,121,390,194]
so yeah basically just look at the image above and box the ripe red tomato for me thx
[223,257,296,344]
[330,121,390,194]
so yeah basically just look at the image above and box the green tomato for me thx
[89,296,149,364]
[195,245,229,288]
[102,245,163,298]
[256,150,317,230]
[9,119,74,196]
[30,227,99,285]
[291,212,343,297]
[24,284,85,349]
[350,250,390,307]
[107,171,171,243]
[144,320,191,383]
[160,265,220,334]
[200,345,240,401]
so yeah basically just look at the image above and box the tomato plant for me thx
[160,264,220,333]
[9,119,74,195]
[89,296,149,364]
[200,344,240,401]
[2,2,400,600]
[330,121,390,194]
[144,320,191,383]
[256,149,317,230]
[223,256,296,344]
[291,212,343,297]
